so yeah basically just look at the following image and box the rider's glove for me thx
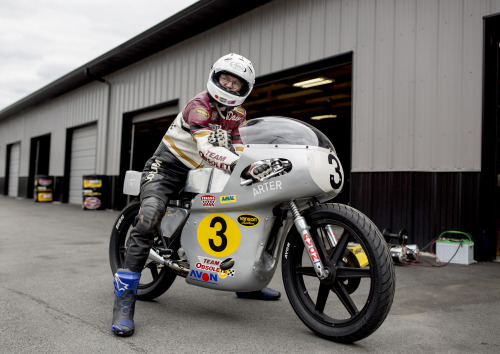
[208,126,234,152]
[245,161,273,181]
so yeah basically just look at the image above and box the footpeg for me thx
[157,248,173,256]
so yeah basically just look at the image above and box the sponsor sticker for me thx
[195,256,221,273]
[201,195,216,207]
[37,193,53,202]
[230,62,246,72]
[195,256,236,279]
[237,214,259,227]
[218,268,235,278]
[38,179,53,187]
[83,197,101,209]
[195,108,209,119]
[220,195,237,203]
[189,270,218,284]
[83,179,102,188]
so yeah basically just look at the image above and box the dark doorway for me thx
[131,116,176,171]
[245,52,353,204]
[28,134,51,199]
[481,13,500,260]
[117,100,179,209]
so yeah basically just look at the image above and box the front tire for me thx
[282,203,395,343]
[109,201,177,301]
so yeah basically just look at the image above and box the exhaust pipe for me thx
[148,249,190,276]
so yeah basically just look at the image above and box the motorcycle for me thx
[109,116,395,343]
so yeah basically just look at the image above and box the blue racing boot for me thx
[111,269,141,336]
[236,287,281,300]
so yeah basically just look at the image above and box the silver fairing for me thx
[181,142,343,291]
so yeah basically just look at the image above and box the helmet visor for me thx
[212,70,251,97]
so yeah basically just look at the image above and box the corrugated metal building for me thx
[1,0,499,260]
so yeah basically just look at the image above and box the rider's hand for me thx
[245,161,273,181]
[208,126,233,151]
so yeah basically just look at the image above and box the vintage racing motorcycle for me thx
[109,117,395,343]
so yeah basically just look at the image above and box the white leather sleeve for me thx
[194,132,239,171]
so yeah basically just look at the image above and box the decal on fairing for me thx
[195,256,222,272]
[201,195,216,207]
[218,268,235,278]
[189,270,218,284]
[220,195,237,203]
[194,256,236,278]
[197,214,241,257]
[237,214,259,227]
[252,180,282,197]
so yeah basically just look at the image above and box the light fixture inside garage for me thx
[293,77,334,88]
[310,114,337,120]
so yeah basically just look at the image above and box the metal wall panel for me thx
[0,83,107,177]
[351,171,481,257]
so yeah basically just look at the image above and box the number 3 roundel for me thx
[197,214,241,257]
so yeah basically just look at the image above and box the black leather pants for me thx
[124,143,190,273]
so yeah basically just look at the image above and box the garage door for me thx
[8,143,21,197]
[69,124,97,204]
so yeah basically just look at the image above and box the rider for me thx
[112,53,281,337]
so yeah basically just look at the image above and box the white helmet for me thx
[207,53,255,107]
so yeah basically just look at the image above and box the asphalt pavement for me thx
[0,195,499,353]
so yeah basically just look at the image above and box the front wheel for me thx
[282,203,395,343]
[109,200,177,301]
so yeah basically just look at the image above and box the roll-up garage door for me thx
[8,143,21,197]
[68,124,97,204]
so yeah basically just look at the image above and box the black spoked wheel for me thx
[282,203,395,343]
[109,200,177,301]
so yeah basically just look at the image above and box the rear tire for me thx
[282,203,395,343]
[109,201,177,301]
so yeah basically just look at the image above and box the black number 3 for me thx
[328,154,342,189]
[209,216,228,252]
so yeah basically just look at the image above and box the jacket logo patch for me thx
[195,108,209,119]
[225,111,243,121]
[233,107,245,115]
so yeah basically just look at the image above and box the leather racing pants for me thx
[124,142,191,273]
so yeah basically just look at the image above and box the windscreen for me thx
[239,117,334,150]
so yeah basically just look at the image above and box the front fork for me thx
[288,200,330,280]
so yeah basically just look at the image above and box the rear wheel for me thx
[282,203,395,343]
[109,201,177,301]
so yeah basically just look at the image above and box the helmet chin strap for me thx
[215,101,227,119]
